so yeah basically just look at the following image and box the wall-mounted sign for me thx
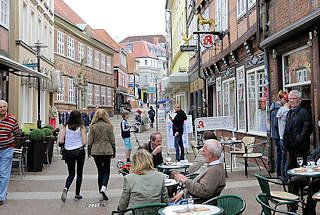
[180,45,197,52]
[200,34,215,48]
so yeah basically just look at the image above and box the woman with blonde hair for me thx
[118,149,168,211]
[88,109,115,201]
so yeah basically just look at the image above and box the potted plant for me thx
[42,128,54,164]
[27,129,45,172]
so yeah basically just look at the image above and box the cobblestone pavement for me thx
[2,109,319,214]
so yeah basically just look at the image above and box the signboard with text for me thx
[194,116,233,132]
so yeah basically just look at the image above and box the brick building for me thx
[260,0,320,147]
[54,0,117,120]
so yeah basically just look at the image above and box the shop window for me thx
[237,66,246,131]
[247,66,267,135]
[222,78,236,128]
[216,77,222,116]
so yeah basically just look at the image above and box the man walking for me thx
[283,90,313,213]
[148,106,155,128]
[169,104,187,161]
[0,100,21,205]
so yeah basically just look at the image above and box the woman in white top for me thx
[58,110,87,202]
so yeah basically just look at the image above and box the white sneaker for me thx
[100,185,108,201]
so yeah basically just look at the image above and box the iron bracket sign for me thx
[180,45,197,52]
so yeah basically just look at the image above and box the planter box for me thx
[27,140,45,172]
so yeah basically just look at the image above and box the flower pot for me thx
[27,140,45,172]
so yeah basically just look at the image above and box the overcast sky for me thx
[64,0,167,42]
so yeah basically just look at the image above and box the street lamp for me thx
[32,41,47,129]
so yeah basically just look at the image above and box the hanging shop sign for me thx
[200,34,215,48]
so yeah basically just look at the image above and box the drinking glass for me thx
[187,197,194,211]
[297,157,303,168]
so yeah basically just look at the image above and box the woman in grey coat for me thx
[118,149,168,211]
[88,109,115,201]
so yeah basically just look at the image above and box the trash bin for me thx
[27,140,45,172]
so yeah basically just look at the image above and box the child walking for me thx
[121,111,132,162]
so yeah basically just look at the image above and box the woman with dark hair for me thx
[58,110,87,202]
[88,109,115,201]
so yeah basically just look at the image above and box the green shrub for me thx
[29,129,45,142]
[42,128,53,137]
[43,125,54,131]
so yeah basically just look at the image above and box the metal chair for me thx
[12,136,27,178]
[202,194,246,215]
[230,136,255,173]
[112,203,167,215]
[255,174,303,212]
[242,140,271,177]
[256,193,299,215]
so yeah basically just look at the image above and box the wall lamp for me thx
[307,31,313,47]
[244,41,253,56]
[272,49,277,59]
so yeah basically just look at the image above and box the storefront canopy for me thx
[0,55,49,79]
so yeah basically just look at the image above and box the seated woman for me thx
[118,149,168,211]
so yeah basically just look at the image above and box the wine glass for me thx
[297,157,303,168]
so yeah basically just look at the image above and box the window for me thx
[216,77,222,116]
[67,37,75,59]
[87,83,92,105]
[107,87,112,106]
[94,85,100,106]
[57,77,65,101]
[237,0,246,18]
[0,0,9,29]
[120,53,127,68]
[101,86,106,106]
[94,50,100,69]
[222,78,236,127]
[101,54,105,72]
[43,26,48,57]
[30,11,35,45]
[37,19,42,42]
[215,0,228,31]
[78,42,84,62]
[22,4,27,42]
[68,78,75,103]
[237,66,246,131]
[106,56,112,73]
[57,31,64,55]
[87,46,93,67]
[248,0,256,8]
[247,66,267,134]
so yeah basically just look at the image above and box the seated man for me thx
[139,131,163,167]
[170,139,226,204]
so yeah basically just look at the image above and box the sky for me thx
[64,0,167,42]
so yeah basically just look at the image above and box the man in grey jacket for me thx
[169,139,226,203]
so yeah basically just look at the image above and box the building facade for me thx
[261,0,320,147]
[54,0,116,119]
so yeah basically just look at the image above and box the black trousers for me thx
[93,155,112,191]
[65,149,85,195]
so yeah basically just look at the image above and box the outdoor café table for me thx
[312,191,320,201]
[158,204,224,215]
[287,167,320,206]
[157,162,190,173]
[219,140,243,178]
[165,178,179,187]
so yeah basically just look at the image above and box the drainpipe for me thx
[257,0,274,173]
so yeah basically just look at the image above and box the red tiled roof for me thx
[120,41,165,59]
[120,35,166,44]
[95,29,121,65]
[54,0,115,51]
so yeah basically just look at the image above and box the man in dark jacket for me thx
[81,108,90,128]
[169,105,187,161]
[270,90,287,176]
[283,90,313,213]
[140,132,163,167]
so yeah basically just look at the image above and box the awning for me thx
[0,55,49,79]
[168,72,188,83]
[157,99,171,104]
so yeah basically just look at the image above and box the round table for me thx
[158,204,224,215]
[312,191,320,201]
[165,179,179,187]
[287,167,320,178]
[157,162,190,171]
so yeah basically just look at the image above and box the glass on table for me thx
[187,197,194,211]
[297,157,303,168]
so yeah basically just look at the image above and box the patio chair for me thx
[242,140,271,177]
[230,136,255,172]
[112,203,167,215]
[256,193,299,215]
[202,194,246,215]
[255,174,303,212]
[12,136,28,178]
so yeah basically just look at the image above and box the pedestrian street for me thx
[2,111,319,214]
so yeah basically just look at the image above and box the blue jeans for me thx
[174,135,184,161]
[0,147,14,201]
[93,155,111,191]
[65,149,85,195]
[274,138,288,180]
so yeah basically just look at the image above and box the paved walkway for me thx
[3,110,319,214]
